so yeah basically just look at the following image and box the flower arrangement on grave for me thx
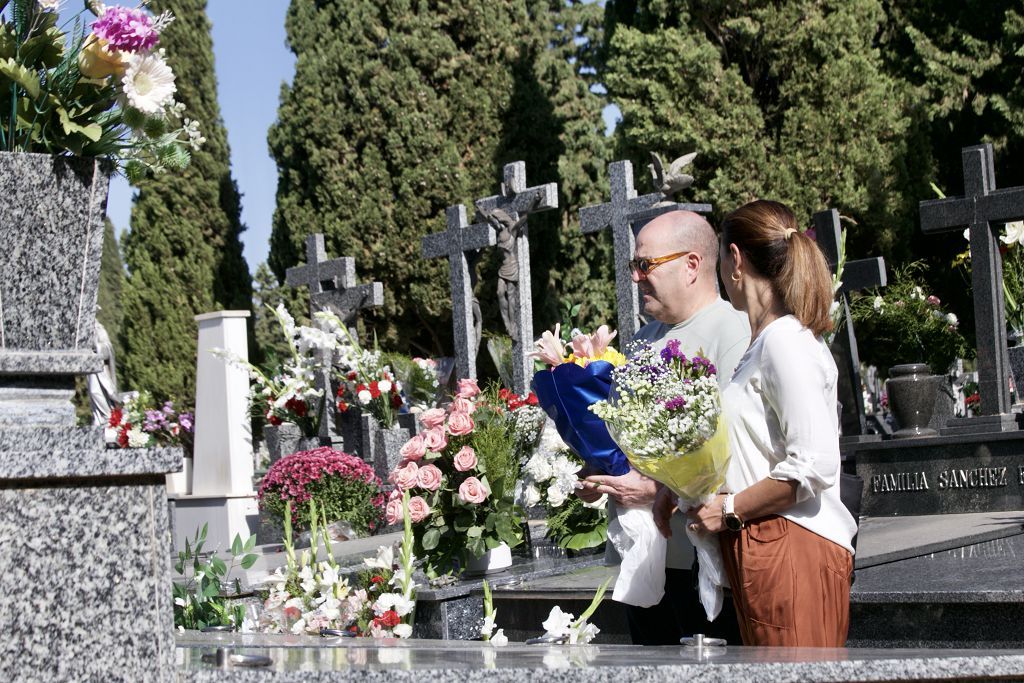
[172,523,256,631]
[255,497,417,638]
[384,354,440,413]
[219,305,356,437]
[105,390,193,451]
[494,387,547,461]
[851,262,972,377]
[387,379,525,579]
[590,340,729,619]
[258,446,385,535]
[517,443,608,551]
[334,350,403,428]
[0,1,203,180]
[531,324,630,475]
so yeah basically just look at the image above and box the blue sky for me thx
[72,2,618,273]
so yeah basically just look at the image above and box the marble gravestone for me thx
[579,159,711,347]
[0,153,181,681]
[920,142,1024,432]
[170,311,258,553]
[812,208,886,442]
[472,161,558,396]
[285,233,384,444]
[422,205,497,381]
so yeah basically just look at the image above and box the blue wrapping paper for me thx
[532,361,630,476]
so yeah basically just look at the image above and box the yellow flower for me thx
[566,348,626,368]
[78,34,127,79]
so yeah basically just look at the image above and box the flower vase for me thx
[264,422,319,465]
[886,364,943,439]
[374,424,411,483]
[464,542,513,576]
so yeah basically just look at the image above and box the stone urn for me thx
[464,542,513,576]
[886,364,944,439]
[264,422,320,465]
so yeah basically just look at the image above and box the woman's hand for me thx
[686,494,727,534]
[584,469,658,508]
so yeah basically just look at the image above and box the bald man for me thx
[580,210,749,645]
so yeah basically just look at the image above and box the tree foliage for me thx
[119,0,252,405]
[269,0,610,357]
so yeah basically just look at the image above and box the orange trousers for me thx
[720,515,852,647]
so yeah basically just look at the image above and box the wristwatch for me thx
[722,494,745,531]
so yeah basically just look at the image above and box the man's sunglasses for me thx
[628,250,693,275]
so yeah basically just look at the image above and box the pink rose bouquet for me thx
[388,382,525,578]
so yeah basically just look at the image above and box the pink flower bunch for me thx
[261,447,378,504]
[92,6,160,53]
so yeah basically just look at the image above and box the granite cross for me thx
[579,159,711,347]
[422,205,496,382]
[473,161,558,395]
[813,209,887,439]
[285,233,384,440]
[920,143,1024,418]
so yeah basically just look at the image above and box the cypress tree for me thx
[603,0,914,259]
[119,0,252,406]
[269,0,608,355]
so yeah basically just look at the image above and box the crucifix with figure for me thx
[813,209,886,441]
[920,143,1024,430]
[422,205,496,382]
[285,233,384,440]
[579,159,712,347]
[473,161,558,396]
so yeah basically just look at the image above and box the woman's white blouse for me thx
[721,315,857,554]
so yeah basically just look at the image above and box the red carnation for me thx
[117,424,130,448]
[375,610,401,628]
[337,400,349,413]
[108,407,123,427]
[390,393,402,408]
[284,397,308,417]
[369,381,381,399]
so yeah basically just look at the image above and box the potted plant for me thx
[386,379,526,579]
[258,446,386,540]
[0,1,200,357]
[852,263,972,437]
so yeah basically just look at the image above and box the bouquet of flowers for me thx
[387,379,525,578]
[516,439,608,551]
[851,262,971,377]
[494,387,546,461]
[1,1,203,180]
[256,497,416,638]
[105,390,193,451]
[258,447,385,535]
[219,305,357,436]
[591,340,729,619]
[531,325,629,475]
[384,355,440,413]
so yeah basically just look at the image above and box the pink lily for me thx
[569,332,595,359]
[531,324,565,367]
[589,325,617,356]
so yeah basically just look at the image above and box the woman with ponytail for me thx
[685,199,856,647]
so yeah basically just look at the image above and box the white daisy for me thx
[121,50,177,115]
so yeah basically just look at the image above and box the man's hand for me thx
[653,486,677,539]
[583,468,658,508]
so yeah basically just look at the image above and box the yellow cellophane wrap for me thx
[619,417,730,503]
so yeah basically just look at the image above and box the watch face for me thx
[725,514,743,531]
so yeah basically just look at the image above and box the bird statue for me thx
[649,151,697,199]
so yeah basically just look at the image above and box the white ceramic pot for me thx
[464,542,513,575]
[165,454,192,495]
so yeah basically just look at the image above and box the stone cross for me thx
[579,160,712,347]
[422,205,496,381]
[920,143,1024,419]
[473,162,558,395]
[813,209,886,439]
[285,233,384,440]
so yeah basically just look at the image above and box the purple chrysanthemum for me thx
[92,7,159,53]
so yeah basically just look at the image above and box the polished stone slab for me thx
[175,633,1024,681]
[851,431,1024,515]
[0,444,183,480]
[855,511,1024,567]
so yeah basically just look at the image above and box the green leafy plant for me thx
[172,524,257,631]
[0,1,202,179]
[852,262,972,377]
[545,495,608,551]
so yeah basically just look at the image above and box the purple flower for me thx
[178,413,194,433]
[663,396,688,411]
[92,7,159,53]
[162,401,175,415]
[660,339,687,364]
[143,409,166,432]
